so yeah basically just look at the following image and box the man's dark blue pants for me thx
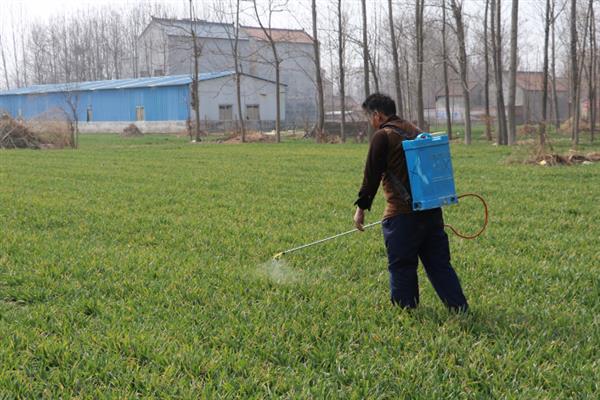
[382,208,468,311]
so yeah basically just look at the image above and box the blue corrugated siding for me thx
[0,85,190,121]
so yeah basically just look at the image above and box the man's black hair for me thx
[362,93,396,116]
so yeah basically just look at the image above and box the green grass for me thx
[0,134,599,398]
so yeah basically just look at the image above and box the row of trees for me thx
[0,3,178,88]
[1,1,598,146]
[311,0,597,146]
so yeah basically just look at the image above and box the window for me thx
[153,69,164,76]
[136,106,145,121]
[219,105,233,121]
[246,104,260,121]
[86,106,93,122]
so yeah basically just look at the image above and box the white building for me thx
[137,17,315,124]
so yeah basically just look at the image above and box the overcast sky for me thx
[0,0,564,81]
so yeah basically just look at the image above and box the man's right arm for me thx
[354,131,389,211]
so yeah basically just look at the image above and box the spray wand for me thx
[272,194,488,260]
[272,221,382,260]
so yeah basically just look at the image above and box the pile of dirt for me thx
[527,151,600,166]
[221,131,274,143]
[121,123,143,137]
[0,115,44,149]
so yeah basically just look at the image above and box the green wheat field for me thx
[1,132,599,398]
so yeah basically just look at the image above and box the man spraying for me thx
[354,93,468,312]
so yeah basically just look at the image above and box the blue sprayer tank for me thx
[402,133,458,211]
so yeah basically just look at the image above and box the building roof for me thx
[436,72,569,99]
[146,17,312,44]
[149,17,249,41]
[242,26,313,44]
[436,81,480,98]
[0,71,284,96]
[514,71,568,92]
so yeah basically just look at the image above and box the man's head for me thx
[362,93,396,129]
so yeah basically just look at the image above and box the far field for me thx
[0,132,599,398]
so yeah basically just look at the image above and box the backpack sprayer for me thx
[272,133,488,260]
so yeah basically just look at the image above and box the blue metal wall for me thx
[0,85,190,122]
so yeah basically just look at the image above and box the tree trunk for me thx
[404,55,413,121]
[312,0,325,139]
[507,0,519,145]
[0,35,10,90]
[492,0,507,145]
[451,0,471,144]
[11,28,20,87]
[368,55,380,93]
[442,0,452,139]
[21,26,28,87]
[416,0,425,128]
[540,0,551,149]
[190,0,201,142]
[253,0,281,142]
[275,57,281,143]
[361,0,372,140]
[588,0,596,142]
[388,0,403,118]
[483,0,492,141]
[551,1,560,130]
[337,0,346,142]
[570,0,579,146]
[234,0,245,143]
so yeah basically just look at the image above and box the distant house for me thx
[435,72,570,124]
[137,17,316,124]
[493,71,569,124]
[434,81,485,123]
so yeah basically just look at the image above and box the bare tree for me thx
[570,0,579,146]
[337,0,346,142]
[361,0,372,140]
[190,0,202,142]
[234,0,246,142]
[367,27,381,93]
[61,85,80,149]
[540,0,552,149]
[403,51,413,121]
[587,0,596,142]
[450,0,472,144]
[213,0,247,142]
[312,0,325,138]
[416,0,426,128]
[387,0,403,118]
[0,35,10,90]
[483,0,492,141]
[253,0,285,143]
[441,0,452,139]
[492,0,508,145]
[551,0,560,130]
[20,12,28,87]
[507,0,519,145]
